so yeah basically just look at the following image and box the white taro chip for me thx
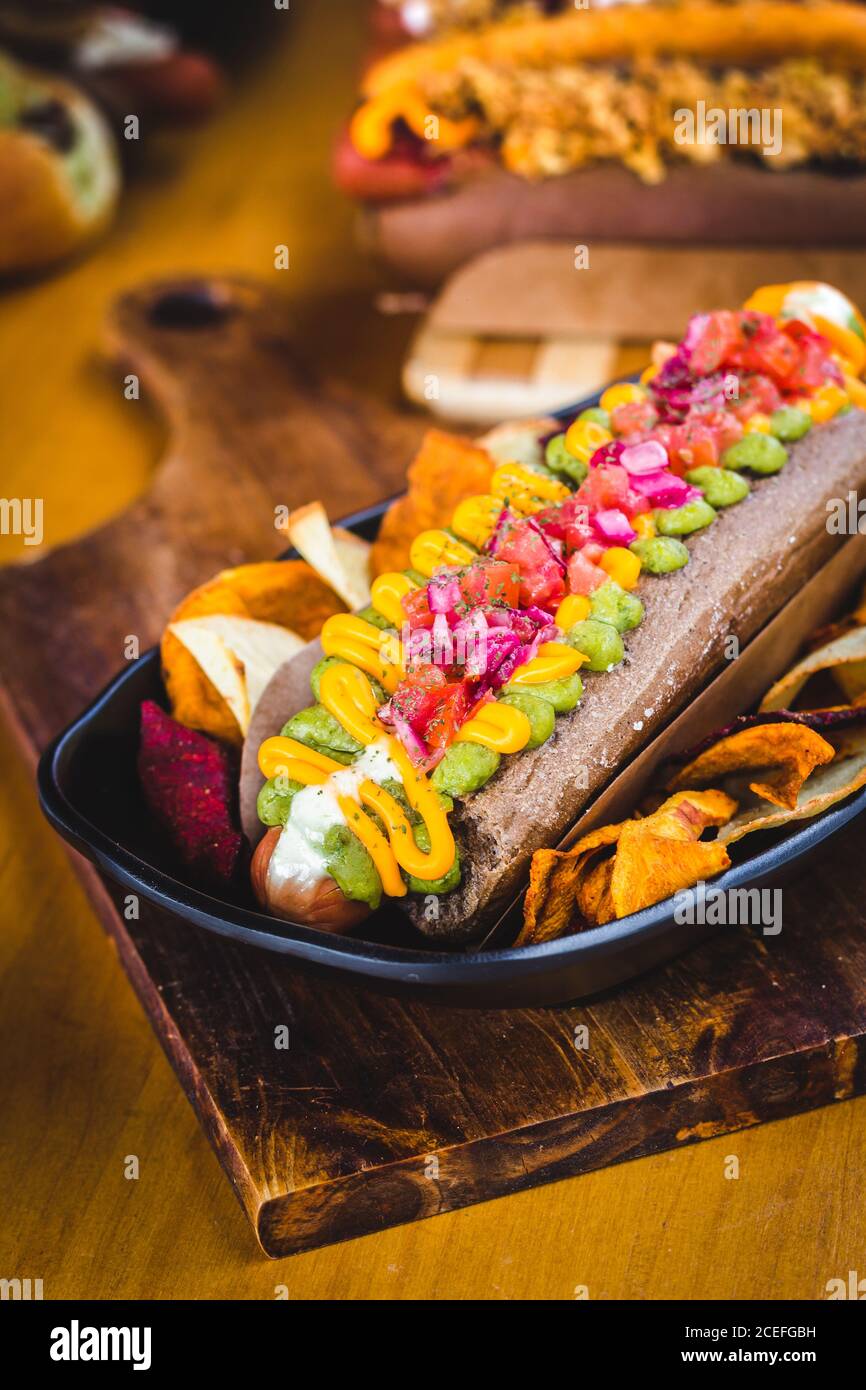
[717,726,866,845]
[285,502,371,611]
[168,615,305,735]
[760,627,866,712]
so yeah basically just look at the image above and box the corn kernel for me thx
[451,494,502,548]
[491,464,569,516]
[744,413,772,434]
[810,399,834,424]
[600,382,646,413]
[410,529,475,578]
[640,364,657,386]
[564,418,613,464]
[600,546,641,590]
[632,514,656,540]
[810,382,849,423]
[555,594,591,629]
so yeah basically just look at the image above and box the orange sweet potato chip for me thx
[518,824,621,945]
[638,789,738,841]
[667,724,835,811]
[610,825,731,921]
[519,791,737,944]
[607,791,736,921]
[716,724,866,845]
[574,853,616,926]
[207,561,348,640]
[371,429,495,576]
[162,561,347,745]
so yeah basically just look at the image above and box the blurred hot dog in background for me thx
[336,0,866,283]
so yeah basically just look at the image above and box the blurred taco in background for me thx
[0,46,119,272]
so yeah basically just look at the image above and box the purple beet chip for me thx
[138,700,244,885]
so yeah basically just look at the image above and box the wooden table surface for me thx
[2,1,864,1300]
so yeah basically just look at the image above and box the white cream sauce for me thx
[784,284,857,333]
[354,737,404,787]
[268,738,404,890]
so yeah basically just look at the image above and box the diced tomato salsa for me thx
[390,668,474,752]
[457,558,521,611]
[388,304,849,762]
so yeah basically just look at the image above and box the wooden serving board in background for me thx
[403,244,866,425]
[3,278,866,1258]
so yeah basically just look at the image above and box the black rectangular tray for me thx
[37,495,866,1007]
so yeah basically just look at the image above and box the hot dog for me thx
[336,1,866,280]
[244,282,866,941]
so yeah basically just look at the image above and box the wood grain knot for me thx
[148,284,236,331]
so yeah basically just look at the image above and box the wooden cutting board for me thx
[403,244,866,424]
[3,277,866,1259]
